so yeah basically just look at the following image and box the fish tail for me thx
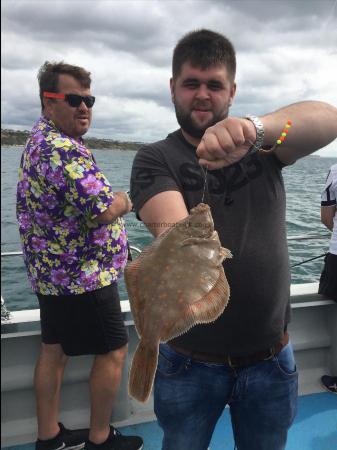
[129,339,159,402]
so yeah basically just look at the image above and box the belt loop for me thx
[227,355,236,369]
[227,355,239,377]
[185,353,193,369]
[264,346,276,360]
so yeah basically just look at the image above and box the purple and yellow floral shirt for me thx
[16,116,128,296]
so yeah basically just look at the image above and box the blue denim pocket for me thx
[157,344,189,376]
[274,342,297,376]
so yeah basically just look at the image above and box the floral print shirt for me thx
[16,116,128,296]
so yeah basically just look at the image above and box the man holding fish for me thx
[130,29,337,450]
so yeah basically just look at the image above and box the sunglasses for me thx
[43,91,95,108]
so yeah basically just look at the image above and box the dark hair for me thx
[38,61,92,109]
[172,29,236,81]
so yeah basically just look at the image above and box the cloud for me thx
[1,0,336,156]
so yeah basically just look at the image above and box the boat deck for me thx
[124,392,337,450]
[1,392,336,450]
[2,283,337,450]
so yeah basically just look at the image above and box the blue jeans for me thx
[154,342,298,450]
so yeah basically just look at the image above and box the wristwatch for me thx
[125,190,134,212]
[245,115,265,153]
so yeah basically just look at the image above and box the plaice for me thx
[124,203,232,402]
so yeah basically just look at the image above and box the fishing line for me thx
[246,139,261,154]
[201,165,208,203]
[291,253,326,268]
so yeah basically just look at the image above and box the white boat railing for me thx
[1,233,330,258]
[1,251,23,257]
[286,233,330,240]
[1,245,143,258]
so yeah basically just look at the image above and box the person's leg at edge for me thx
[34,343,68,440]
[88,344,128,444]
[229,342,298,450]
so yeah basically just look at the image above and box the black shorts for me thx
[318,253,337,302]
[37,283,128,356]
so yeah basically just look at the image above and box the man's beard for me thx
[174,102,228,140]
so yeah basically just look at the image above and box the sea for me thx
[1,147,336,312]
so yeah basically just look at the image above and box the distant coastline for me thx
[1,128,143,151]
[2,128,334,157]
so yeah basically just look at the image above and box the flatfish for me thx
[124,203,232,402]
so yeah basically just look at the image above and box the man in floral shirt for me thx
[16,62,143,450]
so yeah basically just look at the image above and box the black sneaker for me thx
[321,375,337,394]
[36,423,89,450]
[85,426,143,450]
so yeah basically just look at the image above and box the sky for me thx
[1,0,337,157]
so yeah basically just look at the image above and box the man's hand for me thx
[196,117,257,170]
[117,191,133,215]
[96,191,133,224]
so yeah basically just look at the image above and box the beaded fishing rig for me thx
[269,120,292,151]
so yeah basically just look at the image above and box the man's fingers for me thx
[197,132,223,160]
[242,118,257,144]
[197,117,258,169]
[220,120,246,149]
[197,128,235,160]
[199,145,251,170]
[199,158,228,170]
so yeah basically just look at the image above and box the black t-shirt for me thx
[130,129,291,356]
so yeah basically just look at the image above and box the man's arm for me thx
[138,191,189,237]
[262,101,337,165]
[197,101,337,169]
[321,205,336,232]
[96,192,132,224]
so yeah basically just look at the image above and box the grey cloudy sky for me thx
[2,0,337,156]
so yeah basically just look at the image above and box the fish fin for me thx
[162,315,196,342]
[128,340,159,403]
[124,258,144,336]
[191,269,230,323]
[125,226,173,334]
[220,248,233,259]
[162,270,230,341]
